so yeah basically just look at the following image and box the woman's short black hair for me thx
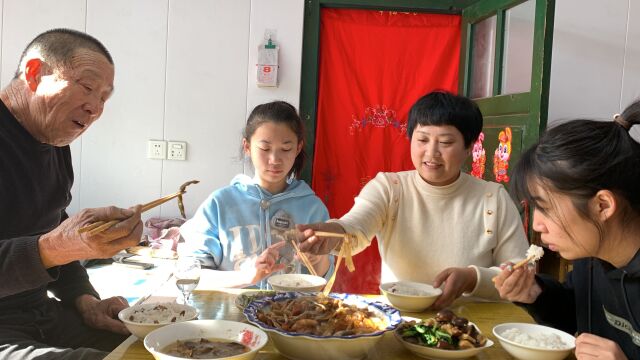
[407,91,483,148]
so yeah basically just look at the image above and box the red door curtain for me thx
[313,8,461,294]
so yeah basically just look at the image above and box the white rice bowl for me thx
[493,323,575,360]
[118,302,198,338]
[267,273,327,292]
[379,281,442,312]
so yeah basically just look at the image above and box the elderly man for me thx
[0,29,142,359]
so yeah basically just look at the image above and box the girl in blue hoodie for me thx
[180,101,332,289]
[493,100,640,359]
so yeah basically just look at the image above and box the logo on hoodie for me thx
[604,306,640,346]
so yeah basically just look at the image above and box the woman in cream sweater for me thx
[298,91,528,309]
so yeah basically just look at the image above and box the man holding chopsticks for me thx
[0,29,142,359]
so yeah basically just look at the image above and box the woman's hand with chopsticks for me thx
[493,261,542,304]
[296,223,345,254]
[38,205,143,268]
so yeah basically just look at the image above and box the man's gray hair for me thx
[15,28,113,78]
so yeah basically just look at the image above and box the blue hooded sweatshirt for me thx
[180,174,332,289]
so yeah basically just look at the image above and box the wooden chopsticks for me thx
[512,254,536,270]
[491,254,537,283]
[77,191,185,236]
[290,239,318,277]
[314,231,348,238]
[283,229,318,277]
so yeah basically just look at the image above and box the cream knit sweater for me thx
[333,170,528,300]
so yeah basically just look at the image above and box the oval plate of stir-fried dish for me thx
[395,309,493,359]
[243,292,401,360]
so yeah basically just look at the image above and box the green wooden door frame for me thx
[459,0,555,149]
[299,0,477,182]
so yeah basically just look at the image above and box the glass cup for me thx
[175,257,201,305]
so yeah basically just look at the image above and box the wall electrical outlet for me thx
[147,140,167,159]
[167,141,187,161]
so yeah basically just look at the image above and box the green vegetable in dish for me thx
[400,323,455,347]
[235,291,277,309]
[396,309,488,350]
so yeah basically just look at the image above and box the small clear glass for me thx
[174,257,201,305]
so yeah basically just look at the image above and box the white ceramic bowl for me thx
[118,302,198,339]
[244,292,402,360]
[493,323,576,360]
[144,319,268,360]
[267,273,327,292]
[380,281,442,312]
[394,321,493,359]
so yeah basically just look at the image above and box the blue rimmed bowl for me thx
[243,292,401,360]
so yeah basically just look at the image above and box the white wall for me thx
[548,0,640,141]
[1,0,638,220]
[0,0,304,219]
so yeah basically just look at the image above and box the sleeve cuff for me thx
[464,265,501,300]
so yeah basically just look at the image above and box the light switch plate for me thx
[167,141,187,161]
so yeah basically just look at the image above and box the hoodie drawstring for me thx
[620,270,640,330]
[587,258,593,334]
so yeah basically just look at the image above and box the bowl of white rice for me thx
[268,273,327,292]
[493,323,575,360]
[118,302,198,339]
[380,281,442,312]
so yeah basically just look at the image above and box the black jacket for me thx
[522,251,640,359]
[0,100,98,311]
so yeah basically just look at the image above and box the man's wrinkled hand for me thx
[76,294,130,335]
[39,205,143,268]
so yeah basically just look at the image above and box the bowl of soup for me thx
[144,319,268,360]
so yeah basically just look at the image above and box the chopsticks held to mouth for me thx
[77,180,199,236]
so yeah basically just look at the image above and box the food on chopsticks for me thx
[161,338,249,359]
[492,243,545,282]
[256,295,387,336]
[323,233,355,295]
[514,244,545,269]
[396,309,487,350]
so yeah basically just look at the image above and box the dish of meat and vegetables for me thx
[396,309,488,349]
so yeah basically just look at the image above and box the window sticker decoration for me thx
[493,127,512,183]
[471,132,486,179]
[349,105,406,135]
